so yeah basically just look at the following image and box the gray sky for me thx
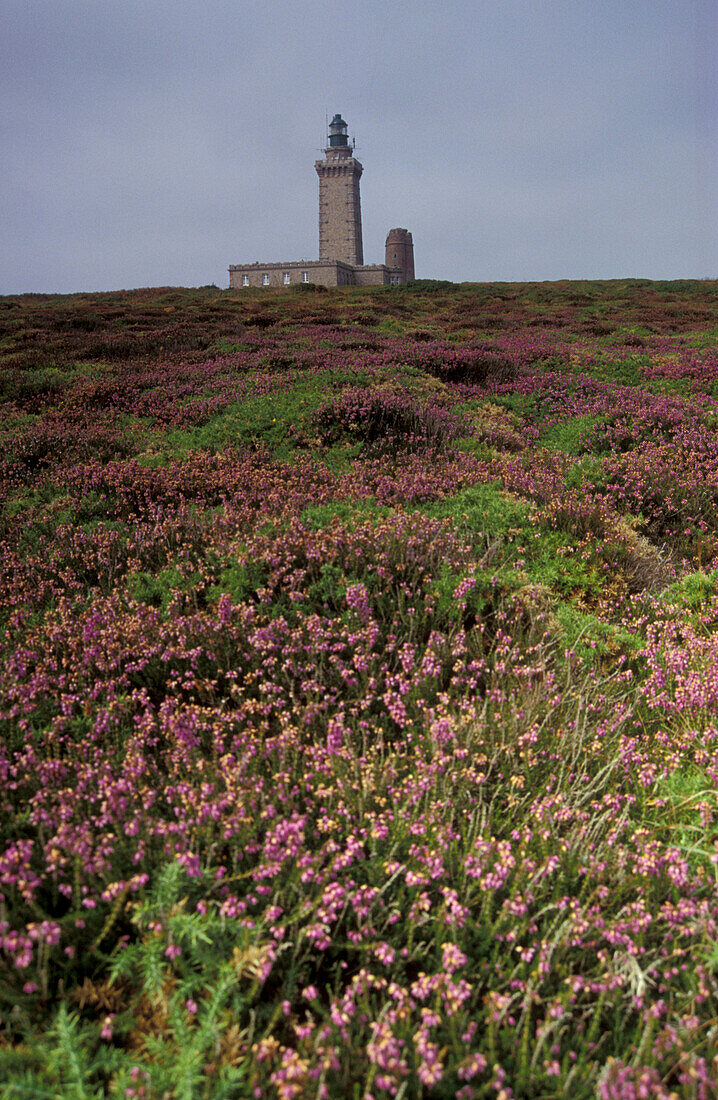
[2,0,716,293]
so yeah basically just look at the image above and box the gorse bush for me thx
[2,281,718,1097]
[403,278,455,291]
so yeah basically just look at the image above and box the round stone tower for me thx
[385,228,415,283]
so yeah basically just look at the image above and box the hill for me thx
[1,279,718,1096]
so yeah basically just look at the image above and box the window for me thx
[283,272,291,285]
[301,271,309,283]
[241,274,249,287]
[389,274,401,285]
[262,273,269,286]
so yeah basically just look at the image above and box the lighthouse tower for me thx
[315,114,364,266]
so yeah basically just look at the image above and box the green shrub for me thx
[402,278,455,292]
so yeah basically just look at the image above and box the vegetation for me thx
[1,278,718,1096]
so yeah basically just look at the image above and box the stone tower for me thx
[385,228,415,283]
[315,114,364,266]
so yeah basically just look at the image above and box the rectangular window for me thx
[241,274,249,287]
[301,271,309,283]
[262,273,269,286]
[283,272,291,285]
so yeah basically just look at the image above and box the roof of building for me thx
[385,227,412,243]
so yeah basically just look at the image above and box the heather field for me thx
[3,279,718,1098]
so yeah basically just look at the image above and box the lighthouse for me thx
[229,113,414,288]
[315,114,364,266]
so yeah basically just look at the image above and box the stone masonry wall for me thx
[315,154,364,267]
[228,261,356,289]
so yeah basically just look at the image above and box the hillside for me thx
[2,279,718,1097]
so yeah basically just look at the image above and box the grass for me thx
[162,372,336,457]
[539,414,607,455]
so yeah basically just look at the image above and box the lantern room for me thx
[327,114,350,149]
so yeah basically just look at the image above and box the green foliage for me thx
[526,536,603,599]
[205,556,266,607]
[299,499,391,530]
[581,354,645,387]
[0,864,277,1098]
[663,570,718,612]
[453,434,496,459]
[316,439,364,470]
[402,278,455,292]
[488,391,533,416]
[648,768,716,879]
[163,373,337,457]
[0,1003,124,1098]
[555,603,641,665]
[419,484,603,600]
[0,362,89,403]
[419,481,531,536]
[103,863,263,1098]
[564,455,610,492]
[540,414,606,455]
[376,315,412,336]
[126,563,204,612]
[292,280,329,293]
[686,326,718,348]
[307,560,347,611]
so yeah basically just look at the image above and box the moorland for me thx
[1,278,718,1097]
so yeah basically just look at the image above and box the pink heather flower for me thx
[164,943,181,960]
[217,593,233,623]
[441,941,468,972]
[100,1014,115,1040]
[302,985,319,1001]
[457,1051,488,1080]
[326,718,344,755]
[374,942,396,966]
[185,999,198,1015]
[417,1049,443,1087]
[454,577,476,602]
[345,583,371,623]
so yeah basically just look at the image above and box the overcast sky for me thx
[2,0,716,294]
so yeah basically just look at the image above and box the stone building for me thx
[229,114,414,289]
